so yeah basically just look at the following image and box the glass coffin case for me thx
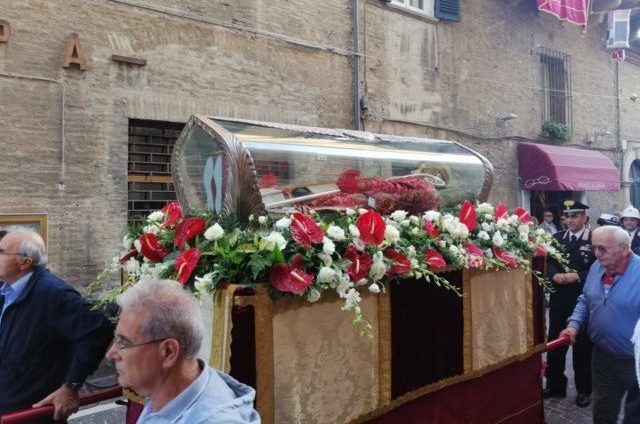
[172,116,494,220]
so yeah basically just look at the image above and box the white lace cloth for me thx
[633,319,640,387]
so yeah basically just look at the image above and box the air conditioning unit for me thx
[606,9,631,49]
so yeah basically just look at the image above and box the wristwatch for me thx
[64,382,82,392]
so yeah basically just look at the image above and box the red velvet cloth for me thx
[367,353,544,424]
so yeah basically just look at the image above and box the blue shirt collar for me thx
[142,359,209,422]
[0,271,34,302]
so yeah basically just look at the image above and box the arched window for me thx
[630,160,640,208]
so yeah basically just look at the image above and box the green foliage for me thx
[542,122,571,141]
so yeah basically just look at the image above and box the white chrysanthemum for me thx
[124,257,140,275]
[133,239,142,252]
[317,267,337,284]
[349,224,360,237]
[204,223,225,241]
[194,272,214,294]
[275,217,291,229]
[143,224,161,235]
[476,203,494,214]
[391,210,408,222]
[306,289,321,303]
[322,237,335,255]
[492,231,505,247]
[481,222,494,232]
[369,260,386,281]
[368,283,381,294]
[122,235,133,250]
[327,225,346,241]
[424,210,441,221]
[147,210,165,223]
[384,225,400,243]
[259,231,288,251]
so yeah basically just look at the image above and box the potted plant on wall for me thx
[542,121,571,142]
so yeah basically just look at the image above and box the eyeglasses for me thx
[111,337,168,351]
[0,250,27,257]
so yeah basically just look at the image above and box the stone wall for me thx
[1,0,636,285]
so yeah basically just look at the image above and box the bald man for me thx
[0,228,113,422]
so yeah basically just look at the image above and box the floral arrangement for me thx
[91,200,569,337]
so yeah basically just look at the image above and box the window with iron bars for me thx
[539,47,572,129]
[128,119,183,224]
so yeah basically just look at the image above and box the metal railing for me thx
[0,386,123,424]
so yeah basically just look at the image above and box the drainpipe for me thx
[352,0,361,130]
[614,62,624,185]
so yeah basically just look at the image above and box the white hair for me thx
[117,278,204,358]
[6,226,48,267]
[592,225,631,248]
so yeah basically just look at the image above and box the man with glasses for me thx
[543,200,595,407]
[560,226,640,423]
[106,278,260,423]
[540,210,558,235]
[0,228,113,422]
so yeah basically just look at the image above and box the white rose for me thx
[424,210,441,221]
[306,288,321,303]
[369,260,387,280]
[143,224,160,235]
[368,283,381,294]
[204,223,225,241]
[322,237,335,255]
[384,225,400,243]
[327,225,346,241]
[391,210,408,222]
[481,222,494,232]
[275,217,291,229]
[317,267,337,284]
[259,231,288,251]
[492,231,505,247]
[147,210,165,223]
[349,224,360,237]
[122,234,133,250]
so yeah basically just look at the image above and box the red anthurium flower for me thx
[534,245,547,256]
[464,243,484,269]
[514,207,531,224]
[356,210,386,246]
[259,172,278,189]
[423,220,440,239]
[175,248,201,285]
[139,233,169,263]
[495,203,507,221]
[345,244,373,282]
[119,248,138,265]
[384,248,411,275]
[174,217,207,249]
[493,248,517,268]
[459,200,477,231]
[269,254,314,294]
[290,213,324,246]
[161,201,182,228]
[424,249,447,269]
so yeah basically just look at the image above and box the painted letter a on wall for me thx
[63,32,87,70]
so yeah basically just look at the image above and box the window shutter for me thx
[435,0,460,21]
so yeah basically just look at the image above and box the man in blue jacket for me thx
[106,278,260,423]
[0,228,113,422]
[560,225,640,423]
